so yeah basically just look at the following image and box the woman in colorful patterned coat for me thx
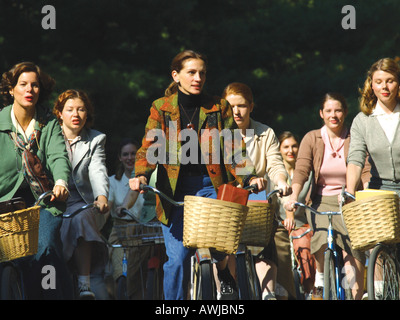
[129,50,265,300]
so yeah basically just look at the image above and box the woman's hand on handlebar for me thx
[94,195,108,214]
[116,206,128,218]
[51,185,69,202]
[248,177,267,192]
[129,176,148,193]
[284,198,297,212]
[276,180,292,197]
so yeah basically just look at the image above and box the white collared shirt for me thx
[11,105,68,190]
[373,101,400,144]
[11,105,37,142]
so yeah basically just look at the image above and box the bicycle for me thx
[110,212,165,300]
[341,190,400,300]
[235,189,282,300]
[140,183,254,300]
[293,197,353,300]
[343,191,400,300]
[65,204,166,300]
[366,243,400,300]
[0,190,53,300]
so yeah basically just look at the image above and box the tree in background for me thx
[1,0,399,173]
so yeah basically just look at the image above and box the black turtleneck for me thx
[177,89,207,177]
[178,89,202,131]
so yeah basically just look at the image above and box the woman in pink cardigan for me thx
[285,93,369,300]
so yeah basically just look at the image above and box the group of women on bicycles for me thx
[0,50,399,300]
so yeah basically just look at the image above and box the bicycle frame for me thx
[294,202,346,300]
[325,214,345,300]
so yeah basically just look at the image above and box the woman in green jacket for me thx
[0,62,72,299]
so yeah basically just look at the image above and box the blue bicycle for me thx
[293,194,353,300]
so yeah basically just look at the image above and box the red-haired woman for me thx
[53,89,109,300]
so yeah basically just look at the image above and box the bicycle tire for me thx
[0,264,24,300]
[367,244,400,300]
[145,268,163,300]
[200,261,215,300]
[192,259,214,300]
[236,253,251,300]
[323,249,338,300]
[116,276,128,300]
[293,268,305,300]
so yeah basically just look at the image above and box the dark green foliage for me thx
[1,0,399,173]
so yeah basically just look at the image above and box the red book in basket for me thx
[217,184,249,206]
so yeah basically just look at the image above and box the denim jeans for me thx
[161,175,216,300]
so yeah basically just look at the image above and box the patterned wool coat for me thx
[135,92,256,225]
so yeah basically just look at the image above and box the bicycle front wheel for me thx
[236,250,260,300]
[293,267,305,300]
[116,276,128,300]
[191,259,215,300]
[323,249,338,300]
[0,264,24,300]
[367,244,400,300]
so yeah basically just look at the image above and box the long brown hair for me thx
[359,58,400,115]
[164,50,208,97]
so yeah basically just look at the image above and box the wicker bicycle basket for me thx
[240,201,275,247]
[0,206,40,262]
[342,193,400,251]
[182,195,249,254]
[114,221,164,247]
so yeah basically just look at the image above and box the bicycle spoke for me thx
[368,245,400,300]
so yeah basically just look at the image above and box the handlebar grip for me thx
[34,190,54,206]
[139,183,150,191]
[245,184,259,192]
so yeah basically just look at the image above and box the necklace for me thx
[329,136,345,158]
[180,104,198,130]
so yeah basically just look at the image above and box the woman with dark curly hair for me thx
[0,62,72,299]
[53,89,109,300]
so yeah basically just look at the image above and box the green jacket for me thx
[135,93,256,225]
[0,104,71,215]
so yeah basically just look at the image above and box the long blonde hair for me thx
[359,57,400,115]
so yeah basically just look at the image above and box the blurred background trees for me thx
[1,0,399,173]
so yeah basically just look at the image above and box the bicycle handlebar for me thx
[139,184,282,207]
[290,227,312,240]
[33,190,54,206]
[293,202,341,216]
[140,184,184,207]
[63,203,96,218]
